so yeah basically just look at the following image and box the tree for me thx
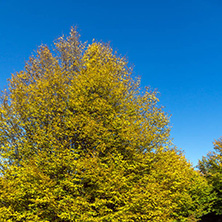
[198,137,222,215]
[0,28,212,221]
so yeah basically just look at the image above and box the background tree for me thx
[198,137,222,215]
[0,28,213,221]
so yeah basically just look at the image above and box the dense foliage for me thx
[0,28,213,221]
[198,137,222,215]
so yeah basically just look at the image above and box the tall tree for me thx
[0,28,212,221]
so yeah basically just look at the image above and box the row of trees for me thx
[0,28,221,221]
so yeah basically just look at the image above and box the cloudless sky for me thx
[0,0,221,166]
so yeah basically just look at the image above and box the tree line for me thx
[0,28,221,221]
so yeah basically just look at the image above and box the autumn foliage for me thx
[0,28,213,221]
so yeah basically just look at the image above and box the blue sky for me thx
[0,0,221,166]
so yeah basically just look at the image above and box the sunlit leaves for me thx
[0,28,212,221]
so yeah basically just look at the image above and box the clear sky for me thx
[0,0,221,166]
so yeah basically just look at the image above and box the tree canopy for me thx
[198,137,222,215]
[0,28,213,221]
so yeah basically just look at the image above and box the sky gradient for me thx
[0,0,222,166]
